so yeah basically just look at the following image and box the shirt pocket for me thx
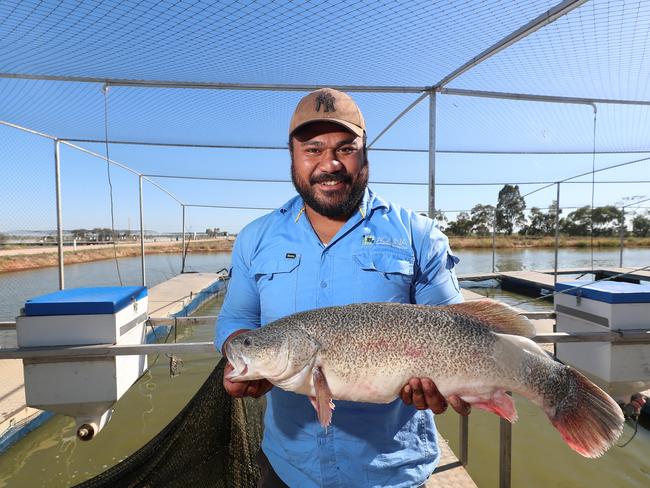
[250,254,301,322]
[352,248,414,303]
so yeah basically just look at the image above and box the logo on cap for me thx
[315,92,336,113]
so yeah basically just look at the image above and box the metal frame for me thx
[53,139,64,290]
[59,138,650,155]
[2,3,649,486]
[1,121,186,285]
[1,327,648,360]
[434,0,588,89]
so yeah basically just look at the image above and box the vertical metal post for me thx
[428,91,436,217]
[181,205,186,273]
[553,182,561,287]
[138,175,146,286]
[619,207,625,267]
[499,405,512,488]
[459,415,469,466]
[492,207,497,273]
[54,139,64,290]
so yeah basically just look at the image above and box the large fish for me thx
[224,299,624,458]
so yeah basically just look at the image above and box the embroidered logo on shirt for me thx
[362,234,375,245]
[375,237,407,248]
[285,253,297,259]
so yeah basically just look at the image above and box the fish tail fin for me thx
[547,367,624,458]
[445,299,535,338]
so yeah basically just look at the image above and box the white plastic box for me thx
[16,286,148,439]
[555,280,650,401]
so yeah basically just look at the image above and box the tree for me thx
[470,204,495,235]
[561,206,591,235]
[561,205,623,236]
[632,212,650,237]
[496,184,526,235]
[520,200,561,236]
[445,212,473,236]
[591,206,623,236]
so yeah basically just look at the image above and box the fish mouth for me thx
[224,341,250,382]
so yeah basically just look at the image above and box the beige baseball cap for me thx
[289,88,365,137]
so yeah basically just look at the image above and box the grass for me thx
[446,235,650,249]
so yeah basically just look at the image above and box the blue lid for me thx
[24,286,148,316]
[555,280,650,304]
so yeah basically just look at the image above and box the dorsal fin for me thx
[444,299,535,338]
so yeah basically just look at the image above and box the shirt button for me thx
[320,281,327,288]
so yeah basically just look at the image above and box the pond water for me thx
[1,247,649,487]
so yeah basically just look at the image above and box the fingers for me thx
[420,378,448,414]
[400,378,472,416]
[448,395,472,416]
[400,383,413,405]
[401,378,447,414]
[245,379,274,398]
[223,364,273,399]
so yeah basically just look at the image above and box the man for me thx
[216,88,469,487]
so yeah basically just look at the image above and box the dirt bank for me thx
[1,236,649,274]
[0,239,234,274]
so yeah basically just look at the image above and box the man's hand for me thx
[221,329,274,399]
[223,361,273,398]
[400,378,471,416]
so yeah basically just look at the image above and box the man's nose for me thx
[318,149,342,172]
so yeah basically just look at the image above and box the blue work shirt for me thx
[216,188,463,488]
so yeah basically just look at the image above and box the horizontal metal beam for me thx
[146,173,650,187]
[61,138,650,155]
[534,330,650,344]
[441,87,650,107]
[435,0,588,88]
[148,316,216,326]
[3,329,650,360]
[0,342,217,359]
[0,73,425,93]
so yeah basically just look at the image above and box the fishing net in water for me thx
[74,358,264,488]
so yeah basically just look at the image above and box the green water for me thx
[2,285,650,486]
[435,397,650,487]
[0,296,223,488]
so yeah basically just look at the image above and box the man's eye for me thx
[339,147,355,154]
[306,148,321,154]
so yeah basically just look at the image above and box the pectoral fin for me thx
[311,366,335,428]
[471,389,518,423]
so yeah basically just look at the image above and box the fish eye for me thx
[243,337,252,347]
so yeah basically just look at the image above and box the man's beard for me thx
[291,163,368,219]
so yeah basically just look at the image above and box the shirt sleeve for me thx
[413,218,463,306]
[214,232,261,353]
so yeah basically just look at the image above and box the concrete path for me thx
[427,437,476,487]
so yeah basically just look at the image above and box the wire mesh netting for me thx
[0,0,557,85]
[73,358,264,488]
[450,0,650,101]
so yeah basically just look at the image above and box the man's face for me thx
[290,122,368,219]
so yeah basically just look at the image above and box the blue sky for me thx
[1,1,649,234]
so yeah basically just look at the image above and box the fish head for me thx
[224,324,320,384]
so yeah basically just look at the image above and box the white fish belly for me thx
[325,372,410,404]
